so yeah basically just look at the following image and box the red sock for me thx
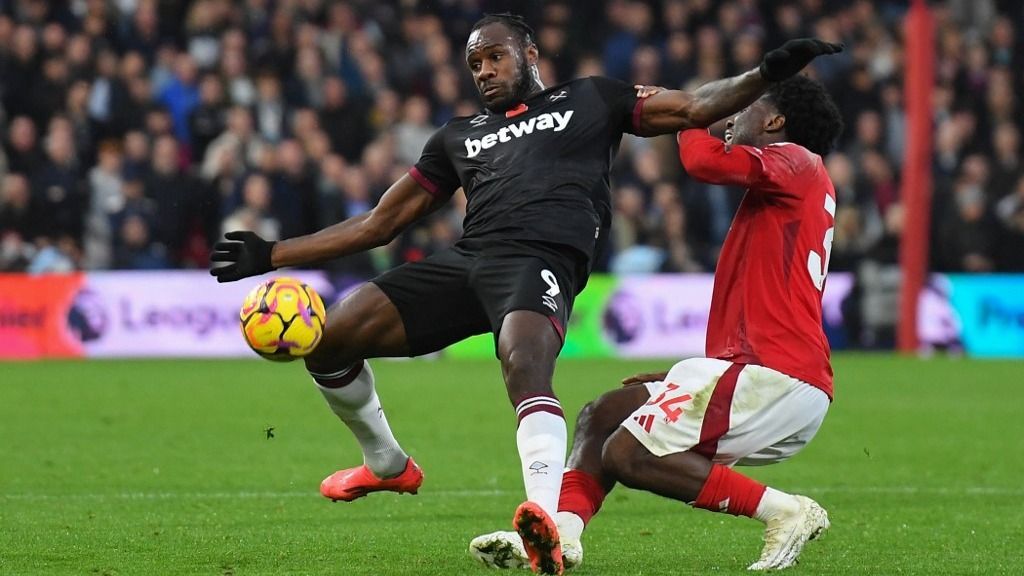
[557,469,606,525]
[692,464,766,518]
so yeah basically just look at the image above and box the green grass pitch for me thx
[2,356,1022,575]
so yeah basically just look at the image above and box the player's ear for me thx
[765,113,786,134]
[525,43,539,66]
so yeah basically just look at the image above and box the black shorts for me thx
[372,239,587,357]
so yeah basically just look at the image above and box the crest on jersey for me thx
[469,114,488,127]
[548,89,569,102]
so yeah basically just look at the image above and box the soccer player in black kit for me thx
[211,13,841,574]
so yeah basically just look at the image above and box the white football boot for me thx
[469,531,583,571]
[748,495,829,570]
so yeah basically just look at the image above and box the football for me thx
[239,277,327,361]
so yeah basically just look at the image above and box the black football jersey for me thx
[410,76,643,262]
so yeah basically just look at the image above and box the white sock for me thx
[555,511,585,543]
[311,361,408,478]
[753,487,800,523]
[515,396,567,518]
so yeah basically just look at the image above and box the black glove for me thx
[210,230,276,283]
[759,38,844,82]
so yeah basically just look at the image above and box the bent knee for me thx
[601,429,648,487]
[577,387,651,434]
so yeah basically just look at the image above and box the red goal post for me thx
[897,0,936,353]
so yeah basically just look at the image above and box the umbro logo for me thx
[469,114,488,127]
[548,90,568,101]
[529,461,549,475]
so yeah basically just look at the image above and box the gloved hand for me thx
[759,38,844,82]
[210,230,276,283]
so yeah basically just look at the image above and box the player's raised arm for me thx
[210,174,447,282]
[634,38,842,136]
[676,129,767,188]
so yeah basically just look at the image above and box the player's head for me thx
[725,75,844,156]
[467,13,542,113]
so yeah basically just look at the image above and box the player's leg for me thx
[498,309,567,511]
[603,421,828,572]
[308,249,490,501]
[474,242,585,575]
[470,384,653,571]
[558,384,654,558]
[601,360,831,570]
[304,282,419,501]
[499,310,567,575]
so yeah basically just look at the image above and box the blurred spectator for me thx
[253,71,286,143]
[5,117,45,176]
[201,106,267,184]
[0,174,34,242]
[319,77,371,162]
[845,202,904,349]
[83,141,126,270]
[995,175,1024,270]
[32,121,83,243]
[271,139,317,239]
[393,96,434,166]
[144,135,198,262]
[936,157,996,272]
[221,173,281,241]
[989,122,1021,200]
[114,213,170,270]
[158,53,201,144]
[189,74,228,163]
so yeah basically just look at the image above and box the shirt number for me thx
[644,382,693,424]
[807,194,836,292]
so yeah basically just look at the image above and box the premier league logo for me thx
[67,287,108,343]
[602,290,644,344]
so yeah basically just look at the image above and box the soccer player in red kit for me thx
[471,74,844,572]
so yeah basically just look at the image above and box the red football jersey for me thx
[678,129,835,399]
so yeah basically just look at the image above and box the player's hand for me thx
[634,84,666,98]
[759,38,843,82]
[210,230,276,283]
[621,370,669,387]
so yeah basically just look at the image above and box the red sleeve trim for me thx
[409,166,445,198]
[631,97,646,134]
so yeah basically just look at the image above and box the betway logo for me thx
[465,111,574,158]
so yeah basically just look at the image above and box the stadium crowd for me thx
[1,0,1024,280]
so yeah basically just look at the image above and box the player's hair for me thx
[764,75,844,156]
[471,13,536,50]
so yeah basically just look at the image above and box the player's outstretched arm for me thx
[635,38,842,135]
[210,174,445,282]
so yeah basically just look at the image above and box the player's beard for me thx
[487,59,540,113]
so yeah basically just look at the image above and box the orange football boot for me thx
[320,458,423,502]
[513,501,564,575]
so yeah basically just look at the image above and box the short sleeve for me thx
[410,127,459,198]
[588,76,643,136]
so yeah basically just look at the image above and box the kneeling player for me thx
[470,74,844,572]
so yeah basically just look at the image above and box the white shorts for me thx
[621,358,829,467]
